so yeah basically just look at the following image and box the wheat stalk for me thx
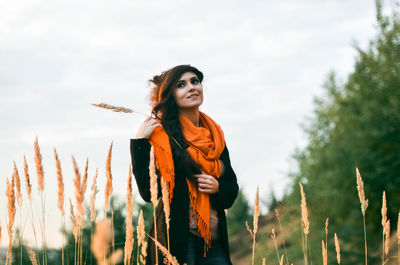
[124,164,135,265]
[105,142,113,213]
[334,233,341,264]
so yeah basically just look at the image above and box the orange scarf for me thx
[149,111,225,253]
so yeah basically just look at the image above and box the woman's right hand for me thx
[135,116,163,139]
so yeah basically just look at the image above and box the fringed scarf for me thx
[149,111,225,254]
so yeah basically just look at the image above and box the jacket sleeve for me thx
[130,138,162,202]
[211,144,239,210]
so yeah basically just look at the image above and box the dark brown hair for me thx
[148,64,204,175]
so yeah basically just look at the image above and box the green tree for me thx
[282,0,400,264]
[227,189,251,236]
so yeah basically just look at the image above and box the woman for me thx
[130,64,238,265]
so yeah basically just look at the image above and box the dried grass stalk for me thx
[382,191,387,228]
[137,210,147,264]
[6,175,16,264]
[356,167,368,265]
[149,146,158,205]
[105,142,113,213]
[279,254,284,265]
[253,185,260,235]
[34,136,45,192]
[271,228,281,265]
[72,156,85,227]
[148,235,179,265]
[82,158,89,195]
[26,245,39,265]
[161,178,171,252]
[69,199,78,243]
[356,167,368,216]
[90,168,99,222]
[54,148,65,217]
[334,233,341,264]
[13,161,22,207]
[23,155,32,201]
[245,221,253,237]
[161,178,170,230]
[381,191,387,263]
[397,212,400,265]
[322,240,327,265]
[325,218,329,236]
[92,219,113,264]
[6,176,16,240]
[91,103,133,113]
[299,182,309,235]
[124,164,135,265]
[384,220,390,255]
[397,212,400,245]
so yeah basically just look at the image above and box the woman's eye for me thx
[191,79,199,84]
[177,82,185,88]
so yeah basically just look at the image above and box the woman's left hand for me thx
[192,171,219,194]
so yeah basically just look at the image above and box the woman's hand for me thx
[135,116,163,139]
[192,171,219,194]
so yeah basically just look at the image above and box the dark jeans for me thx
[186,233,230,265]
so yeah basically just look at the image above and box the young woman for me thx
[130,64,239,265]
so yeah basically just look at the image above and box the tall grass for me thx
[2,137,400,265]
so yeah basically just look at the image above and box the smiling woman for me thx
[130,64,239,265]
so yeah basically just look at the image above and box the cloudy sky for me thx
[0,0,379,247]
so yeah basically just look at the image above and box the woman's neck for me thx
[179,108,200,127]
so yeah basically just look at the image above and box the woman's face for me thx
[173,71,203,110]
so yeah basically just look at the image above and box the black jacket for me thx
[130,138,239,264]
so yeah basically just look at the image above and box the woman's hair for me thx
[148,64,204,176]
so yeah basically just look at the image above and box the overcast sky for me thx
[0,0,379,248]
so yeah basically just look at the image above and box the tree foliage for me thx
[283,0,400,263]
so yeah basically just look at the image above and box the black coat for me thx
[130,138,239,265]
